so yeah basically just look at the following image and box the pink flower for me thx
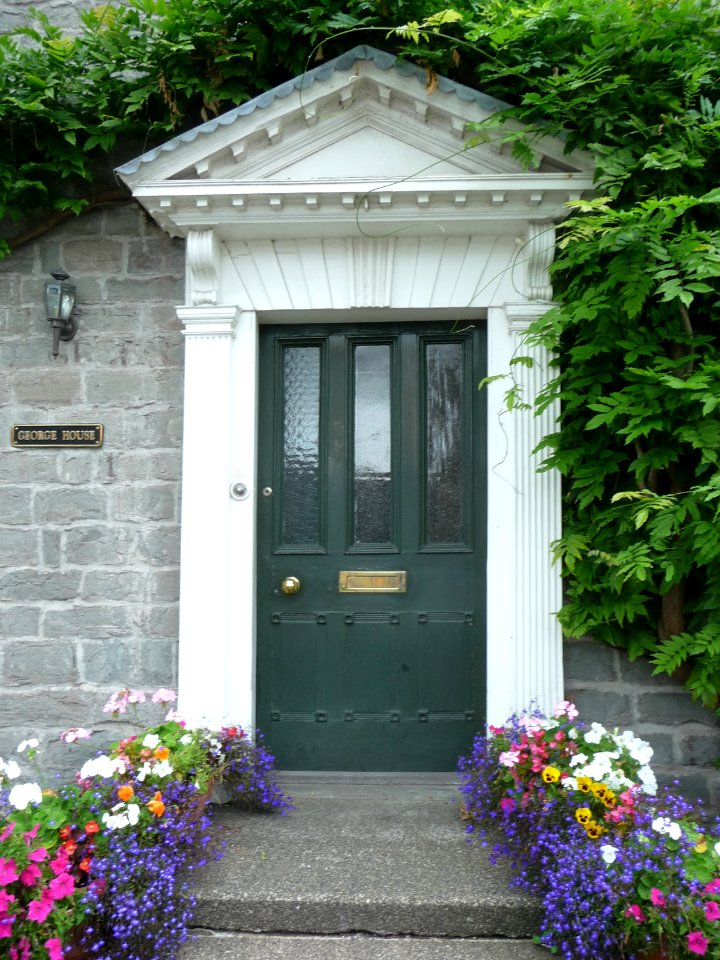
[152,688,176,704]
[28,847,48,863]
[687,931,709,955]
[60,727,92,743]
[27,895,54,923]
[48,872,75,900]
[499,749,521,768]
[625,904,646,923]
[0,916,14,938]
[650,887,666,907]
[19,863,42,887]
[44,939,64,960]
[128,689,146,704]
[705,900,720,922]
[705,878,720,895]
[0,858,19,886]
[553,700,579,720]
[500,797,516,815]
[22,824,39,845]
[48,850,69,877]
[0,823,15,843]
[165,709,185,724]
[0,890,15,912]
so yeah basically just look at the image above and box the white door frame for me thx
[174,234,564,733]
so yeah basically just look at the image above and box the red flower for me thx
[84,821,100,836]
[78,857,92,873]
[58,826,72,841]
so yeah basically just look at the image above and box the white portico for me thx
[116,45,594,736]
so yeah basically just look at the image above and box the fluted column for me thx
[486,302,563,723]
[176,305,258,729]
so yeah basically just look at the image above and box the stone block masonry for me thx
[0,200,185,764]
[564,635,720,809]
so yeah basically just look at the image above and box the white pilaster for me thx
[485,303,563,724]
[176,305,243,728]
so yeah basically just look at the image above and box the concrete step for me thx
[182,932,548,959]
[180,774,545,958]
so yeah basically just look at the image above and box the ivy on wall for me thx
[3,0,720,708]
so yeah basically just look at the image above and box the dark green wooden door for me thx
[256,322,485,770]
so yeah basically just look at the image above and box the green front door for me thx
[256,322,486,771]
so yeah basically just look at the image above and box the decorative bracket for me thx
[187,229,222,306]
[525,220,556,302]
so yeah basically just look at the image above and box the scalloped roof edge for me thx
[115,44,514,178]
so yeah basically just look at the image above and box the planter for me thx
[637,944,670,960]
[64,927,91,960]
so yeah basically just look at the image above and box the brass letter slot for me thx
[339,571,407,593]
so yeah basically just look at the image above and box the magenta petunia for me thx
[0,915,14,938]
[0,823,15,843]
[48,871,75,900]
[22,824,39,845]
[44,938,64,960]
[0,890,14,912]
[19,863,42,887]
[0,858,19,886]
[705,878,720,895]
[624,904,646,923]
[48,851,69,877]
[27,895,54,923]
[705,900,720,922]
[28,847,48,863]
[687,931,709,956]
[650,887,666,907]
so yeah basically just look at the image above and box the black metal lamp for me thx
[45,270,77,357]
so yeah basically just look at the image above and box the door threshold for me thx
[275,771,460,801]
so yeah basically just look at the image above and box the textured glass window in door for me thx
[353,343,392,544]
[425,341,465,544]
[281,345,321,545]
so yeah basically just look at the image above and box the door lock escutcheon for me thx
[281,576,301,595]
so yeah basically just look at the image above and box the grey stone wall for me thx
[564,635,720,809]
[0,0,85,33]
[0,201,185,770]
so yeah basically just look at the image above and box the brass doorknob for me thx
[281,576,301,595]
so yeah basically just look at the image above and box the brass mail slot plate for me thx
[339,571,407,593]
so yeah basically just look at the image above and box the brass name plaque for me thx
[11,424,104,448]
[339,571,407,593]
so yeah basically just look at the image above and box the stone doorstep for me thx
[181,932,549,960]
[184,781,543,949]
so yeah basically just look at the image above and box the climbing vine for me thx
[3,0,720,707]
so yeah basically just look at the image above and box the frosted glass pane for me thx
[282,346,321,545]
[426,342,464,543]
[353,344,392,544]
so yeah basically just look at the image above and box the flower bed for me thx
[0,687,291,959]
[459,702,720,959]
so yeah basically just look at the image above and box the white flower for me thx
[9,782,42,810]
[137,762,152,782]
[568,728,578,740]
[638,765,657,796]
[562,776,578,792]
[0,758,21,780]
[80,754,125,780]
[17,738,39,754]
[143,733,160,749]
[179,734,193,745]
[102,801,141,831]
[569,753,588,768]
[652,816,682,840]
[584,722,607,744]
[600,844,618,864]
[714,841,720,856]
[153,759,174,778]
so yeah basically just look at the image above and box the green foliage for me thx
[415,0,720,708]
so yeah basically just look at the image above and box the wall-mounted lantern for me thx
[45,270,77,357]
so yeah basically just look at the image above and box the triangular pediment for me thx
[116,45,594,240]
